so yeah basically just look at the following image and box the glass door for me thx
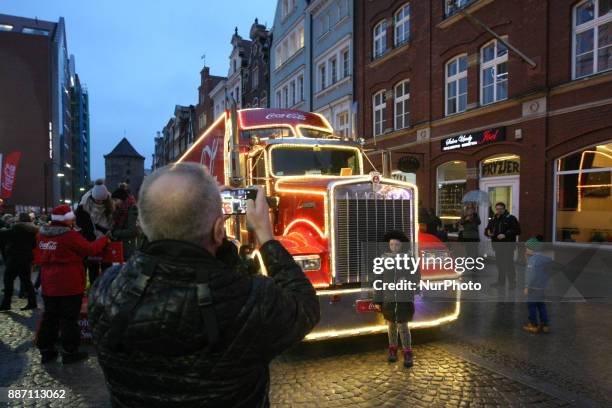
[479,176,520,256]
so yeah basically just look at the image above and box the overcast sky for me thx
[2,0,277,179]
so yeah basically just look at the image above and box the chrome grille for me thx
[334,185,414,284]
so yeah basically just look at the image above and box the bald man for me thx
[88,163,319,408]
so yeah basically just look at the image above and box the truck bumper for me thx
[305,287,460,341]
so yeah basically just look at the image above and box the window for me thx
[573,0,612,78]
[290,80,296,106]
[394,3,410,46]
[22,27,49,36]
[555,141,612,243]
[339,0,349,19]
[274,20,304,68]
[198,113,206,129]
[276,90,282,108]
[445,0,474,16]
[253,97,259,108]
[437,161,467,233]
[298,75,304,101]
[373,90,387,136]
[480,39,508,105]
[336,111,349,136]
[330,56,338,83]
[235,86,240,106]
[0,24,13,32]
[282,0,295,18]
[446,55,468,115]
[252,67,259,88]
[373,20,388,59]
[394,80,410,130]
[283,86,289,108]
[319,63,327,90]
[342,48,350,77]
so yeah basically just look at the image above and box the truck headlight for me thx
[293,255,321,271]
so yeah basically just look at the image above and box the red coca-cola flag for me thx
[1,151,21,198]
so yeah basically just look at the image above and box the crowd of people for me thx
[0,164,557,405]
[0,179,140,363]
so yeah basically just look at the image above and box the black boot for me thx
[62,350,88,364]
[41,349,59,364]
[20,303,37,311]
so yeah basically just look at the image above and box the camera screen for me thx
[221,189,256,215]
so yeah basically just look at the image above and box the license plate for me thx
[355,299,377,313]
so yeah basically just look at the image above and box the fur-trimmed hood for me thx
[39,224,72,237]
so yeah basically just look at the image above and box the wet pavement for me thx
[1,260,611,407]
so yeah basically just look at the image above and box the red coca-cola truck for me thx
[178,106,460,340]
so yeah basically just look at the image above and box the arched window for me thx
[480,38,508,105]
[394,80,410,130]
[394,3,410,46]
[446,54,468,115]
[573,0,612,78]
[555,141,612,243]
[373,20,388,59]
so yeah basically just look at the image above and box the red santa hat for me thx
[51,204,75,222]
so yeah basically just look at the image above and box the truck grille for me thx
[334,185,414,284]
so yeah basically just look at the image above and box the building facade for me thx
[0,14,86,212]
[104,138,145,196]
[227,28,252,108]
[355,0,612,244]
[270,0,310,111]
[308,0,354,137]
[69,58,91,200]
[195,66,226,137]
[242,18,272,108]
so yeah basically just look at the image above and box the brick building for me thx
[0,14,88,212]
[355,0,612,244]
[104,138,145,197]
[195,66,226,137]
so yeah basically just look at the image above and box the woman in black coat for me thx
[0,213,38,310]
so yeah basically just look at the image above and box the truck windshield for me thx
[271,146,360,176]
[242,127,292,140]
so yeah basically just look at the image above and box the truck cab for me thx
[179,108,460,340]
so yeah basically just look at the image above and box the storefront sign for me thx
[481,158,520,177]
[441,128,506,152]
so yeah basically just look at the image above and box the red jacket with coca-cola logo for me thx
[35,223,108,296]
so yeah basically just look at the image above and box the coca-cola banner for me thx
[1,151,22,199]
[441,127,506,152]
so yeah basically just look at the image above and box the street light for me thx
[57,172,65,178]
[79,187,85,191]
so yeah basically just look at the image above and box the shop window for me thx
[437,161,467,232]
[555,141,612,243]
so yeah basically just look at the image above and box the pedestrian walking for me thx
[458,204,481,260]
[523,236,554,334]
[76,179,114,285]
[0,213,38,311]
[485,202,521,288]
[35,205,108,364]
[110,187,139,260]
[374,230,420,368]
[88,163,319,407]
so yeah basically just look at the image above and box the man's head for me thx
[138,163,224,253]
[494,202,506,216]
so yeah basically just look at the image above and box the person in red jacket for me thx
[35,205,108,364]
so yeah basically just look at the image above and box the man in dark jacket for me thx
[89,163,320,408]
[485,202,521,288]
[0,213,38,310]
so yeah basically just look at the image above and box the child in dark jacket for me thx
[523,236,554,334]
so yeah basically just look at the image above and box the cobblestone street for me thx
[2,263,612,407]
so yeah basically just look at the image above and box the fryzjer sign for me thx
[441,128,506,151]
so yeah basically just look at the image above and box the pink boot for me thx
[387,345,398,362]
[403,348,413,368]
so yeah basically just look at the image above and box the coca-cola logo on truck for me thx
[265,112,307,121]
